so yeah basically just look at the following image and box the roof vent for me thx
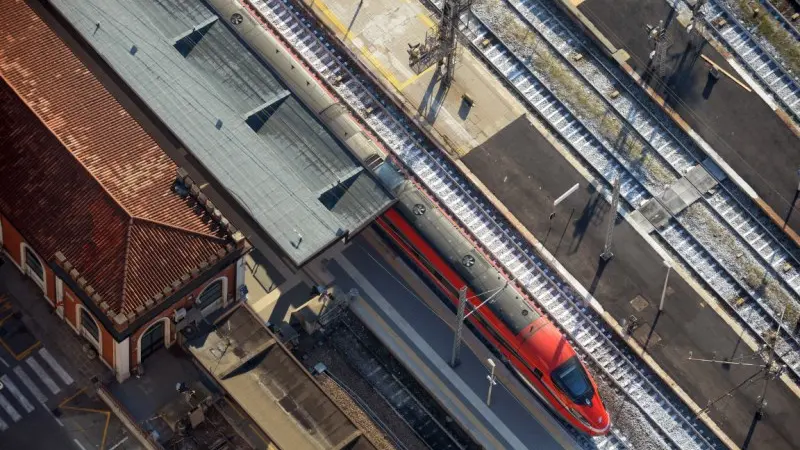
[461,254,475,268]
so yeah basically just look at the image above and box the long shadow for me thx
[425,78,449,124]
[552,207,576,256]
[588,256,611,295]
[570,187,603,254]
[641,310,663,355]
[345,0,364,38]
[417,71,442,119]
[783,189,800,230]
[702,72,719,99]
[741,410,763,449]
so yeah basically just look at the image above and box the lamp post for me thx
[659,260,671,311]
[550,183,580,220]
[485,358,497,407]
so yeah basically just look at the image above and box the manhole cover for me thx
[630,295,650,313]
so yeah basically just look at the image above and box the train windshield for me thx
[551,356,594,405]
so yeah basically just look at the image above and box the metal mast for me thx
[646,20,672,78]
[408,0,473,86]
[600,176,620,261]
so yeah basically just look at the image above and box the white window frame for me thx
[77,305,102,355]
[196,276,228,316]
[20,243,47,297]
[136,317,170,366]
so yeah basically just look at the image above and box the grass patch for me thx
[736,0,800,78]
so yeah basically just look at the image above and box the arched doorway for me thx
[196,278,226,316]
[23,244,45,291]
[140,320,166,362]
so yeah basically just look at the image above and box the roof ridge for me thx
[118,217,136,317]
[0,74,133,221]
[131,215,229,244]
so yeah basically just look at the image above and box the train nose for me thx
[594,409,611,434]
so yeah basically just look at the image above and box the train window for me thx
[551,356,594,405]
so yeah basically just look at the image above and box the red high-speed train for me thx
[375,183,610,436]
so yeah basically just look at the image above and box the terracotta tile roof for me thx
[0,0,235,324]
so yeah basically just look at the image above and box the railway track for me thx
[685,0,800,123]
[332,321,465,450]
[319,371,413,450]
[757,0,800,40]
[244,0,721,447]
[457,0,800,382]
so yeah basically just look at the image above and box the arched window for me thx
[196,278,226,315]
[24,246,44,281]
[80,307,100,345]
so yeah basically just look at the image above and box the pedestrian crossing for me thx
[0,347,74,432]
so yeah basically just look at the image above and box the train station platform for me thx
[569,0,800,240]
[325,233,579,450]
[462,115,800,450]
[288,0,800,445]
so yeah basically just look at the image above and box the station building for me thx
[0,1,250,382]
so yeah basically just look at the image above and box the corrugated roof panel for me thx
[50,0,393,265]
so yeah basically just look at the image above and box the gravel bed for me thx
[718,0,800,85]
[315,374,402,450]
[472,0,674,196]
[336,311,479,449]
[593,374,670,450]
[474,0,800,340]
[719,179,800,263]
[304,335,426,450]
[679,202,800,327]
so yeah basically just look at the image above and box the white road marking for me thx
[0,415,7,432]
[38,348,74,385]
[108,436,129,450]
[26,357,60,395]
[73,438,88,450]
[0,356,9,368]
[0,392,21,422]
[0,375,34,413]
[13,366,47,404]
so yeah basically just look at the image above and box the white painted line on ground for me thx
[0,414,7,432]
[0,375,34,413]
[13,366,47,404]
[38,348,74,385]
[108,436,129,450]
[73,438,88,450]
[26,357,60,395]
[0,392,21,422]
[0,356,9,368]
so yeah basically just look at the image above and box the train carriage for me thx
[376,182,610,436]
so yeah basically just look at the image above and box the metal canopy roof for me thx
[51,0,393,265]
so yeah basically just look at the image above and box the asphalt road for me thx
[0,317,81,450]
[462,115,800,450]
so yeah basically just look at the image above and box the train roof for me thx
[395,185,542,334]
